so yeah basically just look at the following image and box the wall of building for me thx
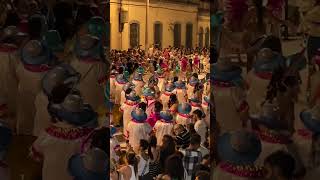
[110,0,210,50]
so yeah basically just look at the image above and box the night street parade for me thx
[0,0,319,180]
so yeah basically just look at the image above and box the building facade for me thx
[110,0,210,50]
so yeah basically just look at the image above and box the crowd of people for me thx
[109,46,212,180]
[211,0,320,180]
[0,0,109,180]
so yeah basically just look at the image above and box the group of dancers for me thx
[0,1,109,179]
[109,47,212,180]
[211,0,320,179]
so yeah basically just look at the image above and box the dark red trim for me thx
[238,101,249,113]
[190,102,201,107]
[177,113,190,118]
[31,146,43,160]
[131,119,146,123]
[297,129,313,140]
[213,80,234,88]
[45,126,94,140]
[219,162,264,178]
[0,44,18,53]
[98,75,108,85]
[116,81,127,85]
[124,101,139,106]
[23,64,51,73]
[254,129,291,144]
[160,120,173,123]
[255,72,272,80]
[163,92,172,96]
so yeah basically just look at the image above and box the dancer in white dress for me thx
[143,87,156,117]
[0,26,26,117]
[31,92,98,180]
[176,103,192,127]
[174,80,187,103]
[33,64,80,136]
[153,111,175,146]
[16,40,54,135]
[247,48,285,116]
[212,59,248,132]
[114,74,129,105]
[189,94,203,114]
[121,90,140,136]
[156,67,166,92]
[213,130,264,180]
[109,69,118,102]
[121,82,135,106]
[127,108,152,153]
[132,72,145,96]
[160,81,177,110]
[251,101,293,166]
[186,75,200,99]
[70,34,107,110]
[294,102,320,177]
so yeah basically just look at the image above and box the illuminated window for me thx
[173,23,181,48]
[186,23,193,48]
[130,22,140,48]
[154,22,163,48]
[205,27,209,47]
[199,27,204,48]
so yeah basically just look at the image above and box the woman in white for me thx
[176,103,192,127]
[110,69,118,101]
[160,81,177,110]
[70,34,107,110]
[127,108,152,153]
[121,82,135,106]
[186,75,199,99]
[189,94,203,114]
[118,151,138,180]
[156,68,166,92]
[174,80,187,103]
[33,64,80,136]
[120,90,140,136]
[143,87,157,117]
[153,111,174,146]
[114,74,129,105]
[251,101,293,166]
[16,40,53,135]
[30,92,98,180]
[294,102,320,178]
[0,26,25,118]
[212,59,248,133]
[247,48,285,116]
[202,74,210,96]
[132,72,145,96]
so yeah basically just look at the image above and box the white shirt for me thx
[198,146,209,157]
[194,120,207,145]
